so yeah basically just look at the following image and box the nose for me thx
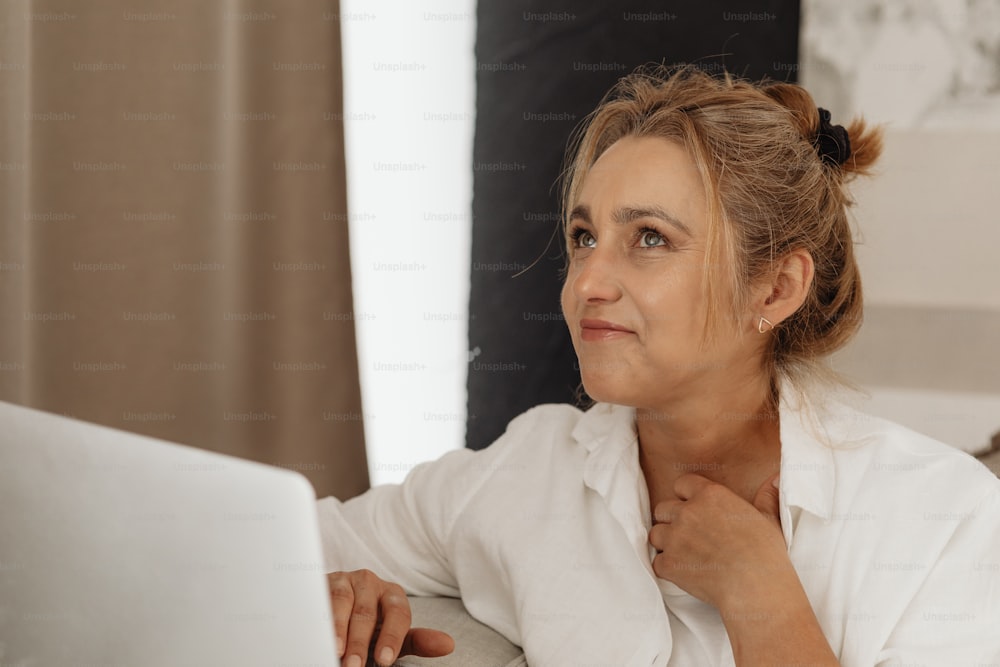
[569,246,623,304]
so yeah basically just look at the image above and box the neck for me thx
[636,373,781,504]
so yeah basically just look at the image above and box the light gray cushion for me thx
[392,597,526,667]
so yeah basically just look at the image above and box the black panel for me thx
[468,1,801,449]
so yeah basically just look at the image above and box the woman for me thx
[317,66,1000,666]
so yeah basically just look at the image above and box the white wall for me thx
[340,1,476,485]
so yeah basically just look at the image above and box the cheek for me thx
[560,285,577,348]
[635,269,706,337]
[560,277,575,320]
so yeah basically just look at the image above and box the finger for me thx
[672,473,714,500]
[344,571,381,667]
[401,627,456,658]
[371,585,412,666]
[752,472,782,525]
[651,499,683,524]
[648,522,670,551]
[327,573,354,657]
[651,551,680,582]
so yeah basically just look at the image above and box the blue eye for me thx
[638,229,666,248]
[570,227,596,249]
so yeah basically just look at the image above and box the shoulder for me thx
[795,402,1000,661]
[502,402,586,434]
[817,397,1000,515]
[484,403,588,463]
[474,402,636,481]
[495,401,634,450]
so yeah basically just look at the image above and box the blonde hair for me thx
[562,65,883,398]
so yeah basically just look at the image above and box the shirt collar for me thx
[570,379,839,523]
[775,381,837,522]
[570,401,638,500]
[571,401,655,575]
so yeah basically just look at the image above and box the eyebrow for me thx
[568,203,693,237]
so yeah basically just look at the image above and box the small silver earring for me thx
[757,316,774,334]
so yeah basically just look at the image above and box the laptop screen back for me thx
[0,400,339,666]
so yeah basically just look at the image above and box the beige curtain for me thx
[0,0,368,499]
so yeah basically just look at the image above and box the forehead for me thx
[577,136,706,230]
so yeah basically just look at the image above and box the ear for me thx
[753,248,814,329]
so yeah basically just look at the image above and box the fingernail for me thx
[772,475,781,489]
[344,655,362,667]
[336,637,344,656]
[378,646,394,665]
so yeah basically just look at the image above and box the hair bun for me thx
[815,108,851,166]
[762,81,882,179]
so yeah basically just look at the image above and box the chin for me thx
[579,373,637,406]
[576,353,640,401]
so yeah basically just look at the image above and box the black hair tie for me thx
[814,107,851,167]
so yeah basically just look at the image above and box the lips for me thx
[580,318,635,342]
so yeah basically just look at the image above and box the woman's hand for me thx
[327,569,455,667]
[648,473,840,665]
[648,472,790,610]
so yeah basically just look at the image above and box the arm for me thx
[717,565,839,666]
[317,445,488,597]
[317,449,486,667]
[317,404,553,595]
[316,415,528,666]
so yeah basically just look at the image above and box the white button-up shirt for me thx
[317,387,1000,666]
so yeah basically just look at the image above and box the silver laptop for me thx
[0,399,339,666]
